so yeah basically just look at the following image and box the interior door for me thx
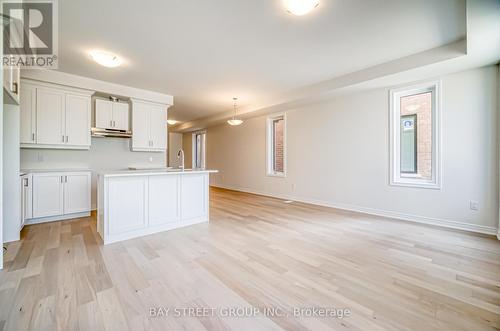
[149,105,167,150]
[20,84,36,144]
[64,172,91,214]
[36,87,65,145]
[95,99,113,129]
[32,173,64,218]
[65,94,90,146]
[132,102,151,150]
[112,102,129,130]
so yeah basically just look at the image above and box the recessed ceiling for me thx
[57,0,465,122]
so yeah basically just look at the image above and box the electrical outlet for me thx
[149,157,153,163]
[470,200,479,211]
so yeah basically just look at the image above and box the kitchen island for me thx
[97,169,217,244]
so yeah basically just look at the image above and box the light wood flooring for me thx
[1,187,500,330]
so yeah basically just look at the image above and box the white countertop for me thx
[99,169,218,177]
[21,168,92,174]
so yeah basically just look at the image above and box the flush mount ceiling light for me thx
[227,97,243,126]
[284,0,320,16]
[167,119,179,125]
[90,50,123,68]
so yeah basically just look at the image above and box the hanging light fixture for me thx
[227,97,243,126]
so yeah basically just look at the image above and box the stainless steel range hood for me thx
[91,127,132,138]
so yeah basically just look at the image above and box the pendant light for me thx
[227,97,243,126]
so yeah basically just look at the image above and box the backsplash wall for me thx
[21,137,166,209]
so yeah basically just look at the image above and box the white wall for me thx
[206,66,499,234]
[3,104,20,242]
[168,132,183,167]
[21,138,165,209]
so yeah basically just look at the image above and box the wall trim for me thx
[211,184,499,237]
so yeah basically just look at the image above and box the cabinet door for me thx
[149,105,167,150]
[112,102,129,131]
[108,177,148,235]
[95,99,113,129]
[65,94,91,147]
[181,174,208,220]
[20,84,36,144]
[25,174,33,220]
[132,102,151,150]
[36,87,65,145]
[32,173,64,218]
[64,172,91,214]
[149,175,179,226]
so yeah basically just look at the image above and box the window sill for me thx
[390,179,441,190]
[267,172,286,178]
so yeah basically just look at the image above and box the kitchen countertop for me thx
[21,168,92,174]
[99,169,218,177]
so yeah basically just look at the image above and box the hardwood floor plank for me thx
[1,187,499,330]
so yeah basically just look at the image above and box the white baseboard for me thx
[25,211,91,226]
[211,184,499,237]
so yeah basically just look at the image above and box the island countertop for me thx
[98,169,218,177]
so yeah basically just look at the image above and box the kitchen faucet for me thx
[177,149,185,170]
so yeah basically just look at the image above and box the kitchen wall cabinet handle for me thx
[110,120,113,127]
[61,176,64,183]
[32,133,35,141]
[23,178,28,186]
[11,82,18,95]
[62,135,65,142]
[65,135,68,143]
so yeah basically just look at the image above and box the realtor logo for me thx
[2,0,58,68]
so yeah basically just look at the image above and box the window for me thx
[192,131,206,169]
[390,81,441,188]
[266,113,286,177]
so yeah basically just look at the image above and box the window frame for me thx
[266,113,287,177]
[389,80,442,189]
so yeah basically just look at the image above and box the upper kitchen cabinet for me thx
[131,99,168,152]
[20,79,93,149]
[2,15,22,105]
[95,99,130,131]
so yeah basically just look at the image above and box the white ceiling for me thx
[58,0,466,123]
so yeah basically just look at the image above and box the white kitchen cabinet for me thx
[31,171,91,221]
[20,79,93,150]
[107,176,148,235]
[64,172,91,214]
[112,102,129,130]
[3,16,21,105]
[131,102,150,149]
[131,99,168,152]
[20,84,36,144]
[32,173,64,218]
[66,94,91,147]
[148,175,180,226]
[181,173,208,220]
[20,174,33,229]
[36,87,66,145]
[95,99,130,131]
[98,171,214,244]
[3,64,20,105]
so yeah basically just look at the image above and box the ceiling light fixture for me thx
[167,119,179,125]
[90,50,123,68]
[284,0,320,16]
[227,97,243,126]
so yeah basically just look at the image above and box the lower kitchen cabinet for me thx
[29,171,91,223]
